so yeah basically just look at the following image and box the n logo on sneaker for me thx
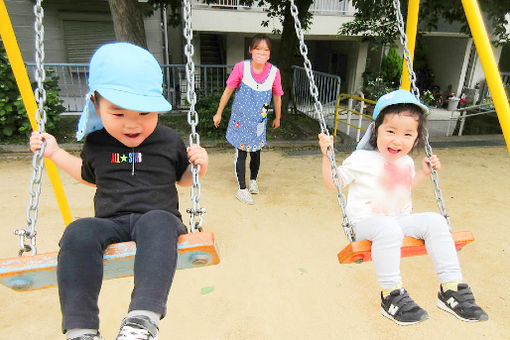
[388,304,399,316]
[446,297,459,308]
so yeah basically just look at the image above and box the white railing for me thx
[193,0,350,15]
[292,65,342,127]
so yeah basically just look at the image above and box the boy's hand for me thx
[422,154,441,176]
[272,117,280,129]
[213,113,222,128]
[30,131,60,158]
[187,144,209,169]
[318,133,334,156]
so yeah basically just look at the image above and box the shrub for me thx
[195,93,232,139]
[363,76,397,101]
[0,45,65,141]
[381,47,402,85]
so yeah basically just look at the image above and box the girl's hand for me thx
[318,133,334,156]
[272,118,280,129]
[422,154,441,175]
[29,131,60,158]
[187,144,209,169]
[213,113,222,128]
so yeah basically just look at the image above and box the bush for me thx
[195,94,232,139]
[363,76,398,101]
[0,45,65,141]
[381,47,402,85]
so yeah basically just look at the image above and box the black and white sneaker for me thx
[437,283,488,322]
[116,315,159,340]
[381,288,429,325]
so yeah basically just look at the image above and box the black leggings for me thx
[57,210,186,332]
[235,149,261,189]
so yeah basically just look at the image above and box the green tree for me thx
[340,0,510,45]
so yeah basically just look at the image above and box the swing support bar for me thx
[0,0,72,226]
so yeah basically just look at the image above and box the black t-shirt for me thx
[81,125,189,219]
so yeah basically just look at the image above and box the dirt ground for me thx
[1,145,509,339]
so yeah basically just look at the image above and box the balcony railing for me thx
[192,0,350,15]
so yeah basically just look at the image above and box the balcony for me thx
[191,0,353,35]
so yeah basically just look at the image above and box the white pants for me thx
[353,212,463,289]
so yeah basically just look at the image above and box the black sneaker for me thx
[381,288,429,325]
[437,283,488,321]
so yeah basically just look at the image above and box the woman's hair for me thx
[249,34,271,52]
[369,103,426,151]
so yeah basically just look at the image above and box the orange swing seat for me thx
[337,230,474,264]
[0,231,219,291]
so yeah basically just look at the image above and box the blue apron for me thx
[226,60,277,152]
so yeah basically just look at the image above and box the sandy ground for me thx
[1,145,509,339]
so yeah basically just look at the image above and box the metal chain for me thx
[391,0,450,227]
[289,0,354,242]
[182,0,204,232]
[14,0,47,256]
[391,0,420,99]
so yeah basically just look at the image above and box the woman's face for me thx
[249,40,270,65]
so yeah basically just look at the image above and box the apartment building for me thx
[3,0,509,105]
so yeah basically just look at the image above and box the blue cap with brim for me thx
[356,89,428,151]
[372,89,428,120]
[77,42,172,141]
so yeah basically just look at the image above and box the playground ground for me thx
[0,144,509,339]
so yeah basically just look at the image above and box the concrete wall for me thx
[4,0,163,64]
[421,36,471,96]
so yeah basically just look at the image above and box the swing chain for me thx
[423,129,451,227]
[392,0,451,228]
[391,0,420,99]
[289,0,354,242]
[14,0,47,256]
[183,0,204,232]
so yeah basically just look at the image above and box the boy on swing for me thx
[30,42,209,340]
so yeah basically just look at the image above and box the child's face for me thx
[94,96,158,148]
[249,40,270,65]
[376,112,419,162]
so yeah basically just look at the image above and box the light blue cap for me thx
[357,89,428,151]
[77,42,171,141]
[372,89,428,120]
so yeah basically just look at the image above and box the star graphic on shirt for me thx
[120,154,128,163]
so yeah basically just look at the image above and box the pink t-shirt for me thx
[226,60,284,96]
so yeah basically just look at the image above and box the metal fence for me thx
[192,0,349,14]
[479,71,510,103]
[291,65,342,128]
[26,63,233,112]
[26,63,343,121]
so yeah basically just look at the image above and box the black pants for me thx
[57,210,186,332]
[235,149,261,189]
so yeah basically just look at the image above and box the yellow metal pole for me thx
[0,0,73,225]
[461,0,510,154]
[401,0,420,91]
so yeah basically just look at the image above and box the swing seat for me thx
[337,230,474,264]
[0,231,219,291]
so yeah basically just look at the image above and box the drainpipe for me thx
[161,6,171,102]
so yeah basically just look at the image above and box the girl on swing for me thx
[318,89,487,325]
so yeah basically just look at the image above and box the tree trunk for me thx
[108,0,147,48]
[276,0,313,121]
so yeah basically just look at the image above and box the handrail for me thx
[333,93,376,138]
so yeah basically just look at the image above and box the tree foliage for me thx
[340,0,510,45]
